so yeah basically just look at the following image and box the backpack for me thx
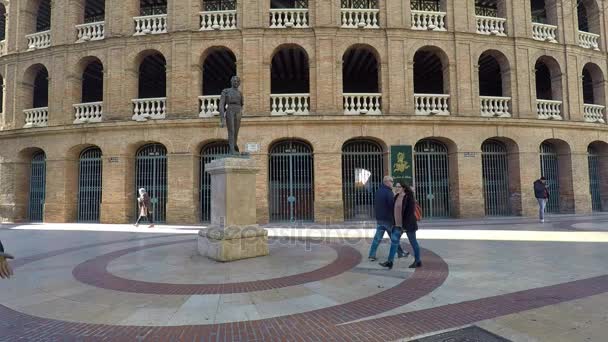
[414,202,423,221]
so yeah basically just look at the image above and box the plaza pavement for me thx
[0,214,607,341]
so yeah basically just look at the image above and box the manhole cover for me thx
[412,326,512,342]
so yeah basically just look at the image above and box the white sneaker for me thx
[540,219,545,223]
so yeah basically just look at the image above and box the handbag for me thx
[414,202,423,221]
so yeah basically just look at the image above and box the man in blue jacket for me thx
[368,176,407,261]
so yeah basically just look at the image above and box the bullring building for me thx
[0,0,607,225]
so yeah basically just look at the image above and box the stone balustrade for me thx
[414,94,450,116]
[583,104,605,123]
[269,8,309,28]
[343,93,381,115]
[536,99,562,120]
[411,10,447,31]
[480,96,511,117]
[476,16,506,36]
[76,21,105,42]
[26,31,51,50]
[341,8,379,29]
[199,95,221,117]
[134,14,168,35]
[23,107,49,128]
[200,10,237,30]
[132,98,166,121]
[532,22,557,42]
[270,94,310,115]
[578,31,600,50]
[73,102,103,124]
[0,40,5,55]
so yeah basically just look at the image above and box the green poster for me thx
[390,145,413,186]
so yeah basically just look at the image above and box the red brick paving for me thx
[72,239,362,294]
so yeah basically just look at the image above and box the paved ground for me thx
[0,214,607,341]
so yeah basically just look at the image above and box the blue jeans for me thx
[388,229,421,263]
[368,224,404,258]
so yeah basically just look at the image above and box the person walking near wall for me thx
[0,240,14,279]
[368,176,408,261]
[534,177,550,223]
[135,188,155,228]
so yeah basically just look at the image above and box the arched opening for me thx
[33,67,49,108]
[588,141,608,211]
[530,0,557,25]
[199,140,230,222]
[581,63,605,123]
[200,48,236,117]
[140,0,167,16]
[78,147,102,222]
[540,140,574,214]
[36,0,51,32]
[481,139,510,216]
[342,45,381,114]
[268,140,314,222]
[84,0,105,23]
[535,57,562,119]
[414,47,450,115]
[270,0,309,28]
[475,0,506,18]
[0,4,6,42]
[414,139,450,218]
[341,139,385,221]
[271,45,310,115]
[28,151,46,222]
[577,0,600,38]
[22,64,49,127]
[134,52,167,120]
[135,143,167,223]
[82,60,104,103]
[479,50,511,117]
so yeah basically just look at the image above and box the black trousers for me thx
[136,213,154,224]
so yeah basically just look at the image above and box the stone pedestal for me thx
[197,157,269,262]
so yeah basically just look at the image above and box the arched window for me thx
[78,147,103,222]
[535,57,562,119]
[271,45,310,115]
[479,51,511,117]
[33,67,49,108]
[539,142,559,213]
[200,48,236,117]
[588,142,608,212]
[84,0,105,23]
[342,139,384,220]
[23,64,49,127]
[36,0,51,32]
[28,151,46,222]
[414,139,450,218]
[581,64,605,124]
[82,60,104,103]
[414,47,450,115]
[135,143,167,223]
[133,52,167,120]
[0,4,7,42]
[481,139,510,216]
[342,45,381,114]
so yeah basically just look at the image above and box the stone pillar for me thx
[385,0,405,28]
[519,150,541,217]
[516,49,536,119]
[44,157,78,222]
[242,36,265,115]
[5,1,19,53]
[565,55,583,122]
[314,35,339,114]
[513,0,533,39]
[2,63,17,130]
[166,153,199,224]
[554,0,574,45]
[570,151,592,214]
[386,38,406,114]
[241,0,262,28]
[315,0,337,26]
[100,153,135,223]
[454,43,475,116]
[253,152,270,224]
[313,152,344,223]
[450,0,471,32]
[105,47,135,121]
[167,43,196,118]
[450,151,485,218]
[48,55,72,126]
[168,0,198,32]
[50,0,70,47]
[0,159,27,222]
[105,0,138,37]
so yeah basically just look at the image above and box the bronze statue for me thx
[219,76,243,155]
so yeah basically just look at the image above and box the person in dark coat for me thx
[135,188,155,228]
[0,240,14,279]
[534,176,549,223]
[368,176,407,261]
[380,182,422,269]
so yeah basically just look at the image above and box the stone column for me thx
[516,49,536,119]
[314,0,337,26]
[313,152,344,223]
[105,47,135,121]
[386,38,406,114]
[44,157,78,222]
[168,0,198,32]
[314,35,339,114]
[167,43,196,118]
[50,0,70,47]
[450,0,472,32]
[454,43,474,116]
[15,0,37,52]
[554,0,574,45]
[0,158,27,222]
[450,150,485,218]
[570,150,592,214]
[2,64,17,130]
[513,0,533,39]
[105,0,138,37]
[48,56,72,126]
[385,0,405,28]
[241,36,265,115]
[100,153,135,223]
[565,55,583,122]
[166,152,199,224]
[519,150,542,217]
[253,152,270,224]
[241,0,262,28]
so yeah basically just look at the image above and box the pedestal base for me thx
[198,226,269,262]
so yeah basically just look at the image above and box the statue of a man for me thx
[219,76,243,155]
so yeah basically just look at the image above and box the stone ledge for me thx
[198,228,269,262]
[198,226,268,240]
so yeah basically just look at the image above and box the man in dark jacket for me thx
[368,176,407,261]
[534,176,549,223]
[0,240,14,279]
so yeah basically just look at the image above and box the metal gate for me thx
[78,147,102,222]
[540,142,560,213]
[200,141,230,222]
[342,139,384,220]
[28,151,46,222]
[482,140,511,216]
[588,146,602,211]
[269,140,314,222]
[135,144,167,223]
[414,140,450,218]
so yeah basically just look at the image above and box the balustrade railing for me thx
[132,98,166,121]
[0,40,6,55]
[341,8,379,28]
[200,10,237,30]
[270,94,310,115]
[583,104,605,123]
[26,31,51,50]
[134,14,168,35]
[199,95,221,117]
[414,94,450,115]
[532,22,557,42]
[73,102,103,123]
[76,21,105,42]
[480,96,511,117]
[411,10,446,31]
[536,99,562,120]
[23,107,49,128]
[578,31,600,50]
[476,16,506,36]
[270,8,309,28]
[343,93,382,115]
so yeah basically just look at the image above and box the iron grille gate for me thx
[78,147,102,222]
[414,140,450,218]
[342,140,384,220]
[135,144,167,223]
[269,140,314,222]
[482,140,511,216]
[588,146,602,211]
[540,143,560,213]
[200,141,230,222]
[28,151,46,222]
